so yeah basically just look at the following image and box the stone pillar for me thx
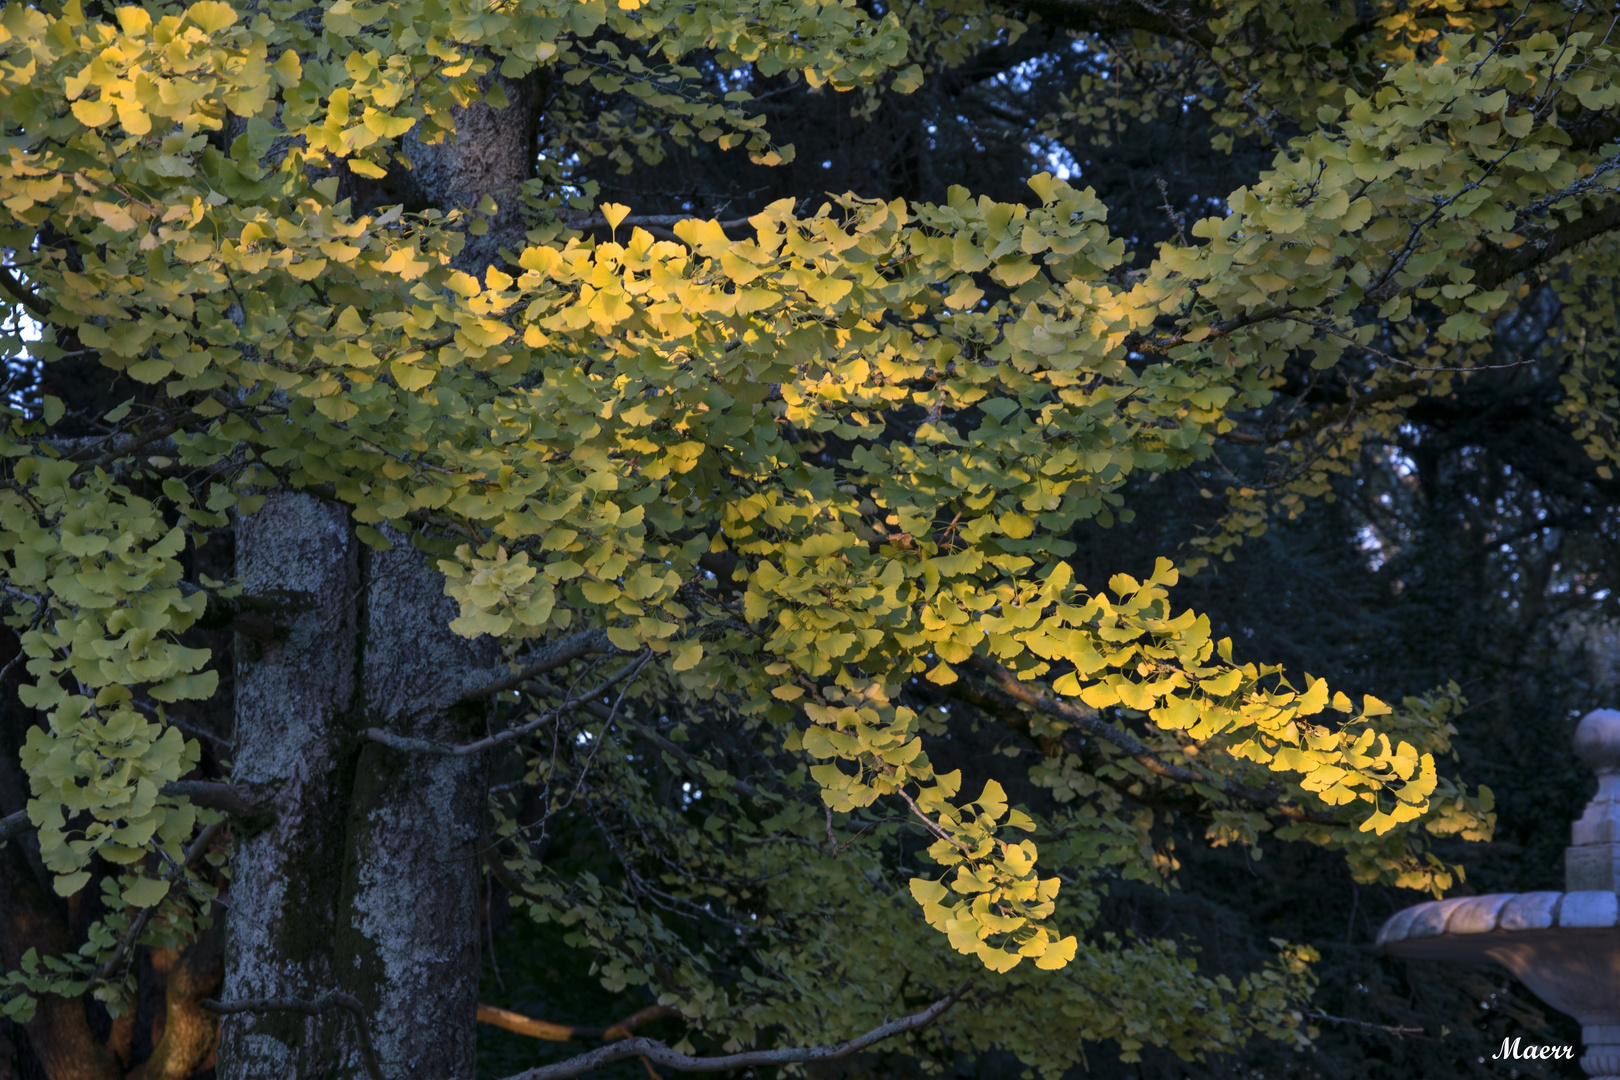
[1572,709,1620,1080]
[1378,708,1620,1080]
[1568,709,1620,891]
[1583,1025,1620,1080]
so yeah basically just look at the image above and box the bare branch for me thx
[459,630,624,703]
[368,650,651,755]
[497,985,969,1080]
[200,991,383,1080]
[478,1002,679,1042]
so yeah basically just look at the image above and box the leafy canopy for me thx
[5,0,1616,1067]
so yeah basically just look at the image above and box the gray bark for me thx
[404,72,543,276]
[220,505,495,1080]
[218,492,363,1077]
[334,529,492,1077]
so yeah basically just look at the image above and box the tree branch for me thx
[535,679,775,803]
[190,587,314,643]
[1302,1009,1431,1040]
[970,658,1201,781]
[496,985,969,1080]
[0,808,27,843]
[1019,0,1213,44]
[0,266,49,318]
[478,1002,679,1042]
[48,410,202,471]
[200,991,383,1080]
[127,930,224,1080]
[568,215,752,233]
[1,782,266,844]
[368,650,651,755]
[969,657,1336,824]
[457,629,623,703]
[365,628,628,742]
[92,820,225,986]
[1474,197,1620,290]
[162,780,271,817]
[1218,380,1428,446]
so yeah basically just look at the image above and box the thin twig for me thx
[612,713,774,803]
[91,820,225,986]
[1303,1009,1430,1039]
[1273,314,1537,373]
[1155,177,1188,247]
[889,781,973,855]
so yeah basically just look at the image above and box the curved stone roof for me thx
[1377,891,1620,949]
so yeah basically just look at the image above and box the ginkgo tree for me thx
[0,0,1613,1074]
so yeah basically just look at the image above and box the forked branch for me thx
[496,984,969,1080]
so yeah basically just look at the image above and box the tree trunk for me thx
[127,936,225,1080]
[404,71,543,275]
[333,529,492,1075]
[0,848,121,1080]
[217,67,535,1080]
[0,634,121,1080]
[217,492,364,1076]
[219,506,495,1079]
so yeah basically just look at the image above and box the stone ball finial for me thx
[1575,709,1620,774]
